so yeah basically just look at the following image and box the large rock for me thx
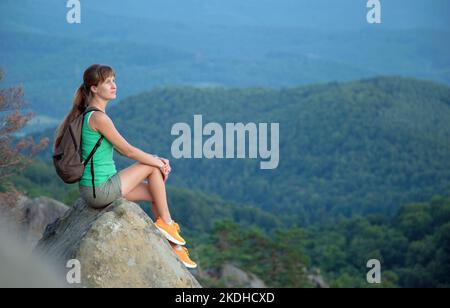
[0,193,69,287]
[307,268,329,288]
[0,194,69,250]
[35,197,201,288]
[221,262,267,288]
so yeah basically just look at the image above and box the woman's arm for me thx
[92,112,164,168]
[128,147,165,168]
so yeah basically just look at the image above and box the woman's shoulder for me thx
[89,111,111,132]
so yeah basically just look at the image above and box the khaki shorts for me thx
[79,173,122,209]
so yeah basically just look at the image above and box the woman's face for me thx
[91,75,117,100]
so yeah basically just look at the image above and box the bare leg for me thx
[119,162,171,223]
[146,169,172,223]
[151,202,159,219]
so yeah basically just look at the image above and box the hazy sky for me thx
[2,0,449,31]
[81,0,450,30]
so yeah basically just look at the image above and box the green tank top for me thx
[79,110,117,186]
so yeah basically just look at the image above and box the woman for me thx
[53,64,196,269]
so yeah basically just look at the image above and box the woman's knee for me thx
[145,164,159,178]
[118,162,157,196]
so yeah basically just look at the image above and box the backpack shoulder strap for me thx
[82,135,104,166]
[83,106,105,116]
[81,106,105,166]
[82,106,105,135]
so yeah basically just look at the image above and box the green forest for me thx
[191,194,450,288]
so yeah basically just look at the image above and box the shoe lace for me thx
[182,247,190,256]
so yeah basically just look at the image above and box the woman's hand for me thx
[157,157,171,183]
[159,157,171,170]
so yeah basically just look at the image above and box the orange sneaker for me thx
[173,222,180,233]
[170,243,197,269]
[156,216,181,233]
[155,217,186,246]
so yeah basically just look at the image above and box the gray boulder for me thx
[307,268,329,288]
[35,197,201,288]
[0,194,69,249]
[220,262,267,288]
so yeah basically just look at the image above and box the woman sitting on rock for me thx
[53,64,197,269]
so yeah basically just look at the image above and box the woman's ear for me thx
[90,85,97,94]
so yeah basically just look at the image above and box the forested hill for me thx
[34,76,450,226]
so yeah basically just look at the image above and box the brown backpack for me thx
[52,106,105,199]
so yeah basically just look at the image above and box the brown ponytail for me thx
[53,64,115,152]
